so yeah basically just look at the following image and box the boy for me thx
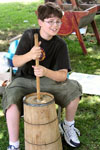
[2,2,82,150]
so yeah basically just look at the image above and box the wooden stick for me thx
[34,33,40,100]
[70,0,78,10]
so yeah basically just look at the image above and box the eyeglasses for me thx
[44,20,62,26]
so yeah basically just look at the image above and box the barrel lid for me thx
[23,92,55,107]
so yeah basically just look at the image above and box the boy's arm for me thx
[45,68,68,82]
[13,53,31,67]
[33,65,68,82]
[13,45,41,67]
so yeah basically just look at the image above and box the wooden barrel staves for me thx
[23,92,62,150]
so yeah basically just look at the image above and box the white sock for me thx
[9,140,20,148]
[64,119,75,126]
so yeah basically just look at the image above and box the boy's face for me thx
[38,16,62,38]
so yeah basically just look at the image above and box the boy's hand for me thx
[32,65,47,77]
[29,42,41,60]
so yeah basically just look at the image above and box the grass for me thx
[0,1,100,150]
[0,0,40,51]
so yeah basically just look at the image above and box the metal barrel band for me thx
[24,117,57,126]
[25,135,61,146]
[23,99,54,107]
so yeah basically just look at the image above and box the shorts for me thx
[2,77,82,114]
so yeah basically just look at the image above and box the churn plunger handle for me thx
[34,33,40,100]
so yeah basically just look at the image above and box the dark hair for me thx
[37,2,63,21]
[45,0,56,3]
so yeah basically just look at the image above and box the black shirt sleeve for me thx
[15,30,34,55]
[54,38,71,72]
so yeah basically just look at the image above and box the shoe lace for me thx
[74,127,80,136]
[64,124,80,140]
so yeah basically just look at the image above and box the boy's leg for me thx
[61,97,81,148]
[65,97,79,121]
[40,77,82,147]
[2,77,36,150]
[6,104,20,142]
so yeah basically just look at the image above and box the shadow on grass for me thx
[63,35,100,75]
[0,116,8,150]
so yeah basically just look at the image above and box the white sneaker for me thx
[59,122,80,147]
[7,145,20,150]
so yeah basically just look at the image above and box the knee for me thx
[8,104,17,109]
[6,104,19,115]
[66,97,80,107]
